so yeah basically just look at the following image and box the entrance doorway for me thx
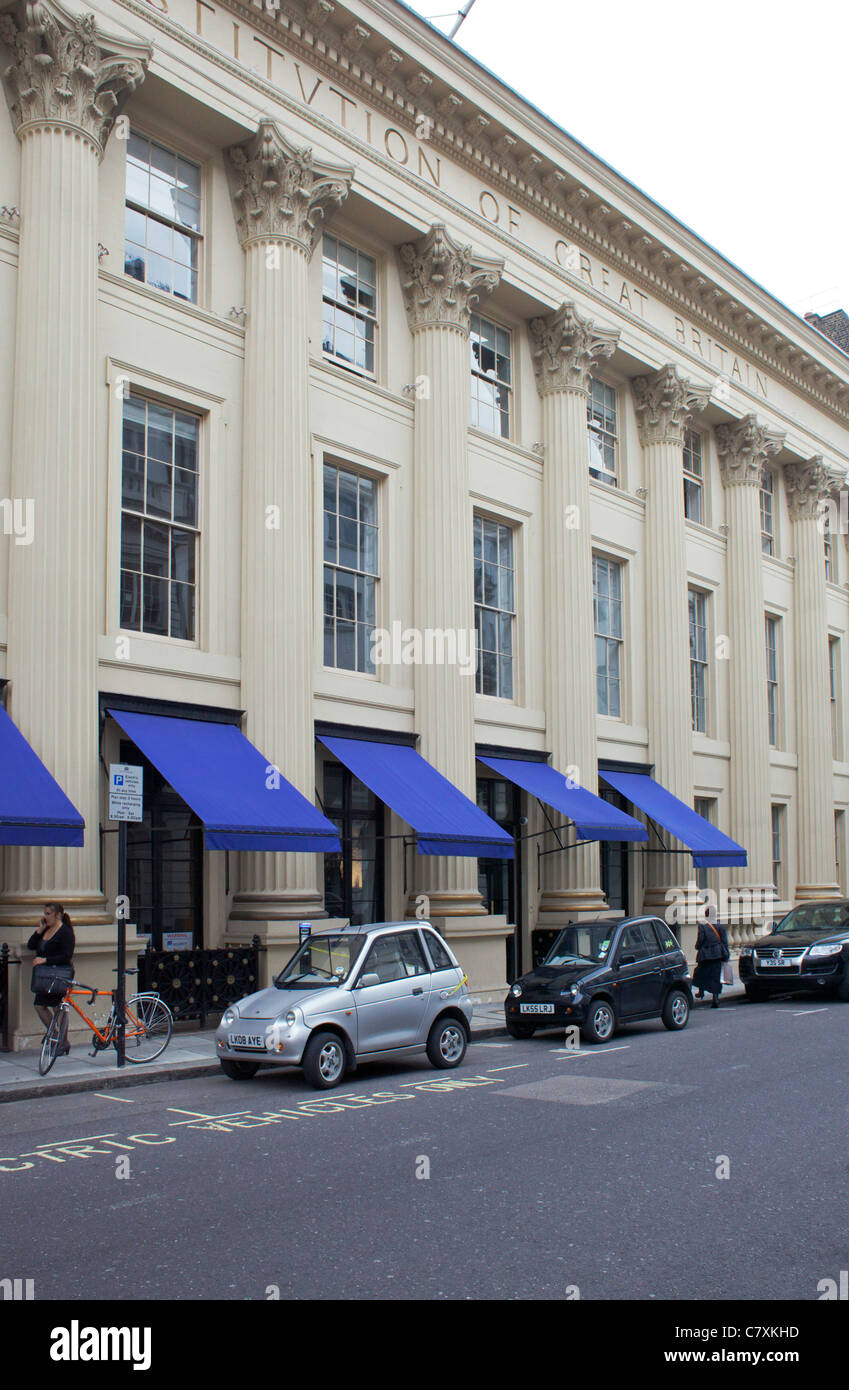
[599,785,630,914]
[476,775,521,980]
[322,761,385,925]
[121,742,204,950]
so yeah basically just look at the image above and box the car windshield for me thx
[274,934,366,988]
[544,924,616,967]
[775,904,849,934]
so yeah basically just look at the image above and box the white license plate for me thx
[758,959,789,968]
[520,1003,555,1014]
[228,1033,265,1049]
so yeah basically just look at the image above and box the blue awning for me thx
[600,770,747,868]
[0,706,85,847]
[478,756,648,843]
[109,710,341,853]
[319,735,514,858]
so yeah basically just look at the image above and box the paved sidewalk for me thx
[0,1001,510,1102]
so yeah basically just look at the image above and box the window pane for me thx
[121,513,142,572]
[122,452,144,511]
[146,460,172,518]
[142,575,168,635]
[173,469,198,527]
[338,516,358,571]
[171,529,195,585]
[120,570,141,630]
[170,581,194,641]
[143,521,169,578]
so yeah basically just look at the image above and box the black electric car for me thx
[505,916,692,1044]
[738,900,849,1001]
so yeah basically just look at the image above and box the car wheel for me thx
[219,1060,259,1080]
[745,984,769,1003]
[580,998,616,1045]
[662,988,690,1031]
[302,1031,347,1090]
[426,1017,468,1069]
[506,1021,536,1039]
[836,974,849,1002]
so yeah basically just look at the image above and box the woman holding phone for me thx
[28,902,75,1045]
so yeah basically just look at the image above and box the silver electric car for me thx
[214,921,473,1089]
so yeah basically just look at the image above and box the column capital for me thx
[529,301,619,395]
[0,0,150,154]
[716,413,784,487]
[631,364,710,446]
[784,456,835,522]
[397,222,503,332]
[226,119,354,255]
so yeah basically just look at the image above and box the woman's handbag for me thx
[30,963,73,996]
[707,921,731,961]
[721,960,734,987]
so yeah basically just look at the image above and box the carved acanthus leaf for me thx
[226,119,353,254]
[528,301,619,394]
[0,0,150,153]
[715,414,785,487]
[631,364,711,445]
[397,222,503,332]
[784,456,834,521]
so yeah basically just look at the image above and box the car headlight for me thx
[222,1006,239,1026]
[284,1009,299,1027]
[807,942,844,959]
[509,983,522,998]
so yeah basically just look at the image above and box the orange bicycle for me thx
[39,979,173,1076]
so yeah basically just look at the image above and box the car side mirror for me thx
[357,972,380,989]
[619,953,636,967]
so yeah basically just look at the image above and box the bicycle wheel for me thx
[38,1009,67,1076]
[122,994,173,1063]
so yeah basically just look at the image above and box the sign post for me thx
[109,764,143,1069]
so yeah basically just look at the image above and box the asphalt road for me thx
[1,994,847,1301]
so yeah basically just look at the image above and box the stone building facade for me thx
[1,0,847,1046]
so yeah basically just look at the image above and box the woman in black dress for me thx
[693,914,729,1009]
[28,902,75,1046]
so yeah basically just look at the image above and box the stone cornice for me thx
[784,456,834,522]
[0,0,151,154]
[631,364,711,447]
[528,301,618,395]
[200,0,849,423]
[397,221,503,332]
[716,414,785,488]
[226,117,353,253]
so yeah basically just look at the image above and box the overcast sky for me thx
[403,0,847,325]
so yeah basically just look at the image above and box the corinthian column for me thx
[225,121,353,936]
[0,1,149,929]
[528,303,618,918]
[632,365,710,909]
[784,458,841,901]
[397,223,503,917]
[716,415,784,910]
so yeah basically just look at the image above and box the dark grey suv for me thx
[505,916,692,1043]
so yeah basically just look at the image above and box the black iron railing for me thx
[138,936,264,1027]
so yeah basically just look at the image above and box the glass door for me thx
[122,742,204,950]
[322,761,384,925]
